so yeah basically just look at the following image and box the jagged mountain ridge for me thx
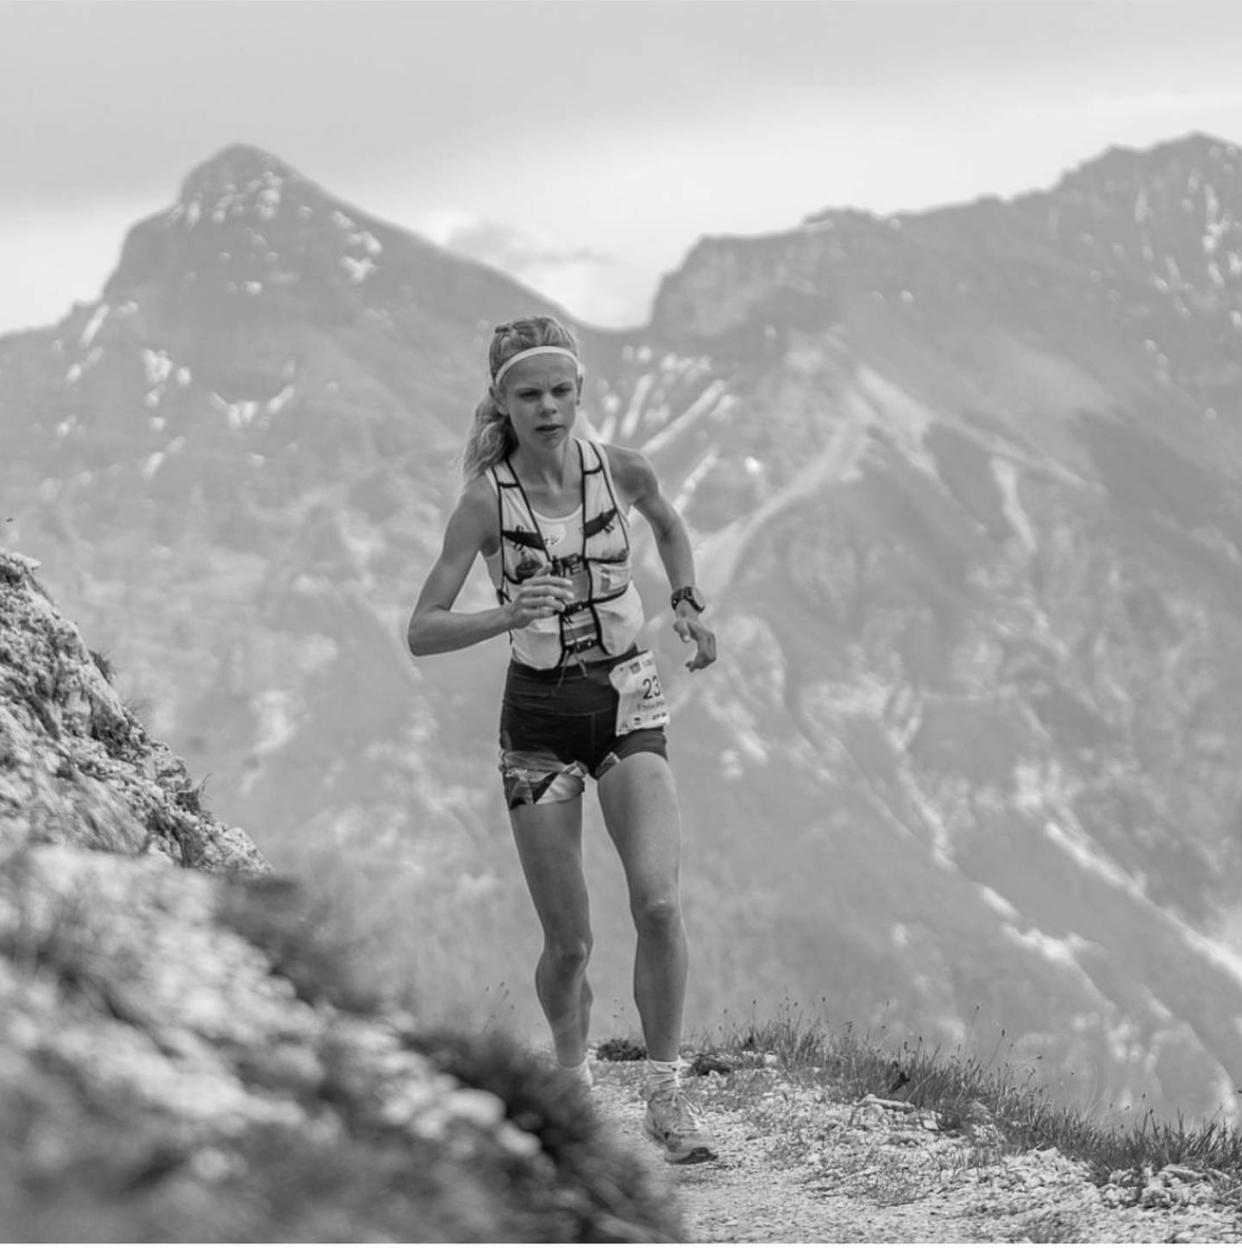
[3,134,1242,1121]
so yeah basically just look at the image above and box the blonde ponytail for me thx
[461,393,517,481]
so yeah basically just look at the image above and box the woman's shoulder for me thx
[458,472,499,509]
[447,475,501,549]
[596,441,656,496]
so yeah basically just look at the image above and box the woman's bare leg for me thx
[509,795,594,1065]
[596,752,688,1062]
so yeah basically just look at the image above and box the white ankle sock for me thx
[561,1057,594,1089]
[645,1057,681,1091]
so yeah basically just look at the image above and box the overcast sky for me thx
[2,0,1241,333]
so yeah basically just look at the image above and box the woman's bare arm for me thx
[606,444,717,671]
[407,480,572,656]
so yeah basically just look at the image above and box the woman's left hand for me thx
[673,613,717,671]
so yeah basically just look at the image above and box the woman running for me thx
[407,315,718,1164]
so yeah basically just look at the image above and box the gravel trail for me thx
[589,1058,1242,1243]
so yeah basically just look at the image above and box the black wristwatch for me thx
[670,586,706,613]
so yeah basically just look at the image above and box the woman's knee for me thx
[630,893,683,938]
[543,932,593,972]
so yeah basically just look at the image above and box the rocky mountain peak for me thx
[99,140,398,316]
[1008,129,1242,358]
[1030,131,1242,237]
[646,130,1242,348]
[178,142,303,205]
[94,140,543,345]
[1055,131,1240,198]
[169,142,334,239]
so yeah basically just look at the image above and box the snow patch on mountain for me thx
[992,460,1038,554]
[143,349,173,390]
[255,179,282,222]
[854,366,937,475]
[642,381,731,458]
[1043,818,1150,900]
[208,392,260,430]
[353,231,383,257]
[1179,926,1242,996]
[342,257,376,283]
[896,765,956,870]
[79,303,109,348]
[267,384,295,416]
[64,346,103,385]
[1041,813,1242,1004]
[1000,923,1099,991]
[977,884,1021,922]
[612,373,653,443]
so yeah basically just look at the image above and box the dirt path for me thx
[590,1059,1242,1244]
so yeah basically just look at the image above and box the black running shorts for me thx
[498,651,669,809]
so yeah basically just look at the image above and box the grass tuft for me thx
[692,996,1242,1192]
[172,773,212,816]
[596,1037,649,1062]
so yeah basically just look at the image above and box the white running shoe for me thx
[642,1085,718,1164]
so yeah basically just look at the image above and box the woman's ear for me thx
[490,383,508,416]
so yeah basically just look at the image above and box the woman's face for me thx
[493,355,581,451]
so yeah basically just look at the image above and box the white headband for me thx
[492,345,581,387]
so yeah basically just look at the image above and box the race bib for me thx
[610,650,670,736]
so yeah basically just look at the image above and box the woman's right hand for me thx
[506,571,575,628]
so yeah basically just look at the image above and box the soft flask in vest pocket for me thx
[560,606,602,655]
[592,557,632,599]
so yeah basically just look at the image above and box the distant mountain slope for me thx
[4,134,1242,1122]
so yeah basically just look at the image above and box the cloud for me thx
[437,217,615,274]
[417,214,649,327]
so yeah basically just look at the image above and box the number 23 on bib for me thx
[610,650,671,735]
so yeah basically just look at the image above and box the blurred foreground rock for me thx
[0,548,681,1241]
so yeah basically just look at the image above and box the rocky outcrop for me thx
[0,548,268,876]
[0,548,681,1241]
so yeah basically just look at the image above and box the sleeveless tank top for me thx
[483,438,646,669]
